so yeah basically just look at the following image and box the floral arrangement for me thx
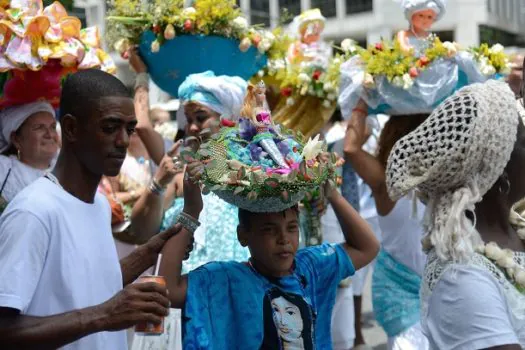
[470,43,512,76]
[260,39,360,108]
[184,128,339,212]
[107,0,283,58]
[0,0,115,73]
[357,37,510,91]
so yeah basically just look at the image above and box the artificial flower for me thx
[298,72,311,83]
[442,41,458,56]
[232,16,248,30]
[363,72,375,88]
[238,37,251,52]
[301,134,324,161]
[341,38,357,53]
[485,241,504,261]
[164,24,176,40]
[490,43,504,54]
[515,268,525,286]
[402,73,414,89]
[322,100,332,108]
[286,97,295,106]
[151,40,160,53]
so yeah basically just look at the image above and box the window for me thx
[479,25,518,46]
[434,31,454,43]
[311,0,337,18]
[278,0,301,23]
[250,0,271,27]
[346,0,373,15]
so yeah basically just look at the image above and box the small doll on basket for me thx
[287,9,331,69]
[240,81,290,169]
[395,0,446,55]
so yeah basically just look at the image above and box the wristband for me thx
[352,107,368,116]
[135,72,149,91]
[176,212,200,234]
[148,178,165,196]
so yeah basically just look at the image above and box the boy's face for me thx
[238,208,300,277]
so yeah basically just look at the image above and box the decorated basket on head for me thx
[184,80,339,213]
[0,0,116,109]
[107,0,281,97]
[338,0,511,117]
[257,9,354,139]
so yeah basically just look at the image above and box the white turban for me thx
[178,71,248,121]
[0,101,56,152]
[400,0,447,21]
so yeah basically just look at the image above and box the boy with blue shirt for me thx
[160,176,379,349]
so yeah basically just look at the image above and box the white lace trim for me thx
[421,250,525,347]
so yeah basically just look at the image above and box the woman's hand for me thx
[343,100,372,155]
[128,47,148,74]
[154,141,184,188]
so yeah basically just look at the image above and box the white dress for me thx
[0,155,48,208]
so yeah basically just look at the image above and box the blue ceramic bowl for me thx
[139,31,268,96]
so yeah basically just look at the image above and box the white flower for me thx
[114,38,130,54]
[490,43,504,53]
[322,100,332,108]
[300,86,308,95]
[263,31,275,42]
[257,70,265,77]
[258,39,271,53]
[327,93,336,101]
[496,249,515,269]
[485,242,504,261]
[151,40,160,53]
[363,73,375,88]
[515,268,525,286]
[501,63,512,75]
[286,97,295,106]
[341,38,357,53]
[332,57,341,65]
[323,82,333,92]
[402,73,414,89]
[442,41,458,56]
[238,37,251,52]
[475,245,486,254]
[298,73,311,83]
[232,16,248,30]
[392,76,404,88]
[182,7,196,16]
[302,134,324,161]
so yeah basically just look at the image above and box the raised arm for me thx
[326,186,380,270]
[343,100,396,215]
[159,162,204,309]
[129,48,166,165]
[130,142,183,239]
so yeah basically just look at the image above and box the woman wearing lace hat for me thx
[386,80,524,349]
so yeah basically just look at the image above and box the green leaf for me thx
[237,167,246,180]
[210,184,222,191]
[234,186,244,195]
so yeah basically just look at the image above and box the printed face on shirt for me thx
[272,296,304,342]
[238,207,300,278]
[411,9,437,32]
[261,288,314,350]
[75,96,136,177]
[184,102,220,137]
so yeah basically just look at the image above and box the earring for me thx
[498,172,510,195]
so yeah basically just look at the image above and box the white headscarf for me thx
[386,80,519,263]
[0,101,56,153]
[178,71,247,122]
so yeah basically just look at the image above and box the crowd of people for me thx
[0,0,523,350]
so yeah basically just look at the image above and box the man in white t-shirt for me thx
[0,70,191,349]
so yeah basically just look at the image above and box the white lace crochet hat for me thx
[386,80,520,262]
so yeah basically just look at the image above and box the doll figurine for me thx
[287,9,331,69]
[241,81,290,169]
[395,0,446,55]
